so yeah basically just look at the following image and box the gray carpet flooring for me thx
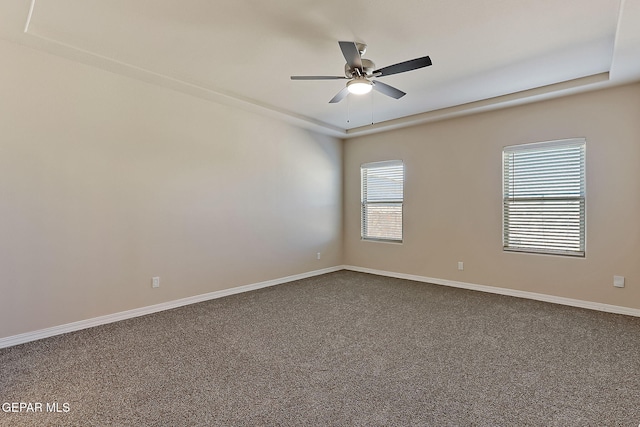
[1,270,639,426]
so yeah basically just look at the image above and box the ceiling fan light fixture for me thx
[347,78,373,95]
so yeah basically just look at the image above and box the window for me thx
[503,138,586,257]
[361,160,404,242]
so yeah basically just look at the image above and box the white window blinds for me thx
[361,160,404,242]
[503,139,586,257]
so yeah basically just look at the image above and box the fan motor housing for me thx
[344,59,376,78]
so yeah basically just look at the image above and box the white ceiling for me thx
[1,0,640,138]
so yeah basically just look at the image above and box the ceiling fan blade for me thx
[329,87,350,103]
[372,81,406,99]
[373,56,432,77]
[338,41,362,69]
[291,76,347,80]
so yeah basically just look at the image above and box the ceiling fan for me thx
[291,41,432,103]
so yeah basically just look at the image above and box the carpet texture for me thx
[1,270,639,426]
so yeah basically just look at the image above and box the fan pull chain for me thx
[347,94,350,124]
[371,91,374,125]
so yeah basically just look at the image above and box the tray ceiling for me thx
[1,0,639,137]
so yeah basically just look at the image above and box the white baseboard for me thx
[4,264,637,349]
[343,265,640,318]
[0,266,343,349]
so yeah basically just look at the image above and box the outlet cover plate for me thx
[613,276,625,288]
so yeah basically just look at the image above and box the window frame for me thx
[361,160,404,243]
[502,138,586,257]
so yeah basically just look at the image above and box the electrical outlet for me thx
[317,252,321,260]
[613,276,625,288]
[458,261,464,271]
[152,277,160,288]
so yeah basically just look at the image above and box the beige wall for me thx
[0,39,343,338]
[2,34,638,341]
[344,83,640,310]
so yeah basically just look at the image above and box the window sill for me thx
[361,238,403,245]
[503,248,585,258]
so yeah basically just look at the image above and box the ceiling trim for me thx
[343,73,612,138]
[20,24,617,141]
[21,0,347,138]
[15,0,638,140]
[19,33,348,137]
